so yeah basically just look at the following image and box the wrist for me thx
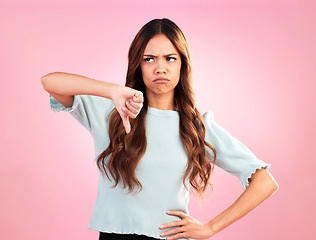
[104,82,121,100]
[206,220,220,237]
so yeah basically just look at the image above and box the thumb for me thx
[120,108,131,134]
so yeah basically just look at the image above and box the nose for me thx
[155,58,166,74]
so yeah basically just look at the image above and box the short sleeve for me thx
[49,94,114,132]
[203,111,271,189]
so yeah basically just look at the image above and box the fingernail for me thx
[159,224,164,229]
[166,210,171,214]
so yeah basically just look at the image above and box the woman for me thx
[41,18,278,240]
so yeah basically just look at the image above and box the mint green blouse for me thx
[49,94,271,239]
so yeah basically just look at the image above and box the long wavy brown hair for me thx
[97,18,217,198]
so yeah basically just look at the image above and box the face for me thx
[140,33,182,99]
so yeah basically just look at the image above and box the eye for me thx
[167,57,176,62]
[144,58,153,62]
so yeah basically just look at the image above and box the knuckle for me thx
[182,219,188,224]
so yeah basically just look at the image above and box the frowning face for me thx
[140,34,182,103]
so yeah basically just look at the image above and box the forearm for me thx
[208,168,279,236]
[41,72,119,99]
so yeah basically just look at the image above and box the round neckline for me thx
[147,106,179,117]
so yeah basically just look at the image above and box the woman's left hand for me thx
[159,211,214,240]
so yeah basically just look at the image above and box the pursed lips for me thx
[153,77,170,83]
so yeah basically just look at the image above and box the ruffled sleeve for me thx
[203,111,271,189]
[49,94,114,133]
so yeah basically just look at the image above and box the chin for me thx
[156,86,174,93]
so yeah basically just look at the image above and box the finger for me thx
[165,232,186,240]
[133,91,144,103]
[128,98,143,111]
[120,108,131,133]
[160,220,183,229]
[126,100,141,115]
[160,226,184,238]
[122,105,138,119]
[166,210,187,219]
[124,116,131,134]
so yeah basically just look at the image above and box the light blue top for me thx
[49,94,271,239]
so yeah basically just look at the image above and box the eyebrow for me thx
[143,53,178,57]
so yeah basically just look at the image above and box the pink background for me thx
[1,1,315,239]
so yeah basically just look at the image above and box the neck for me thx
[146,91,176,111]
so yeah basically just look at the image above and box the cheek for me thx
[140,65,150,77]
[140,67,150,85]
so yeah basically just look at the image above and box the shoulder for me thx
[202,111,215,121]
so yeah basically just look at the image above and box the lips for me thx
[153,77,170,83]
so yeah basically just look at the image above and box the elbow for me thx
[41,72,58,91]
[41,75,49,91]
[270,178,279,194]
[262,173,279,197]
[266,170,279,194]
[41,72,57,82]
[249,168,279,195]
